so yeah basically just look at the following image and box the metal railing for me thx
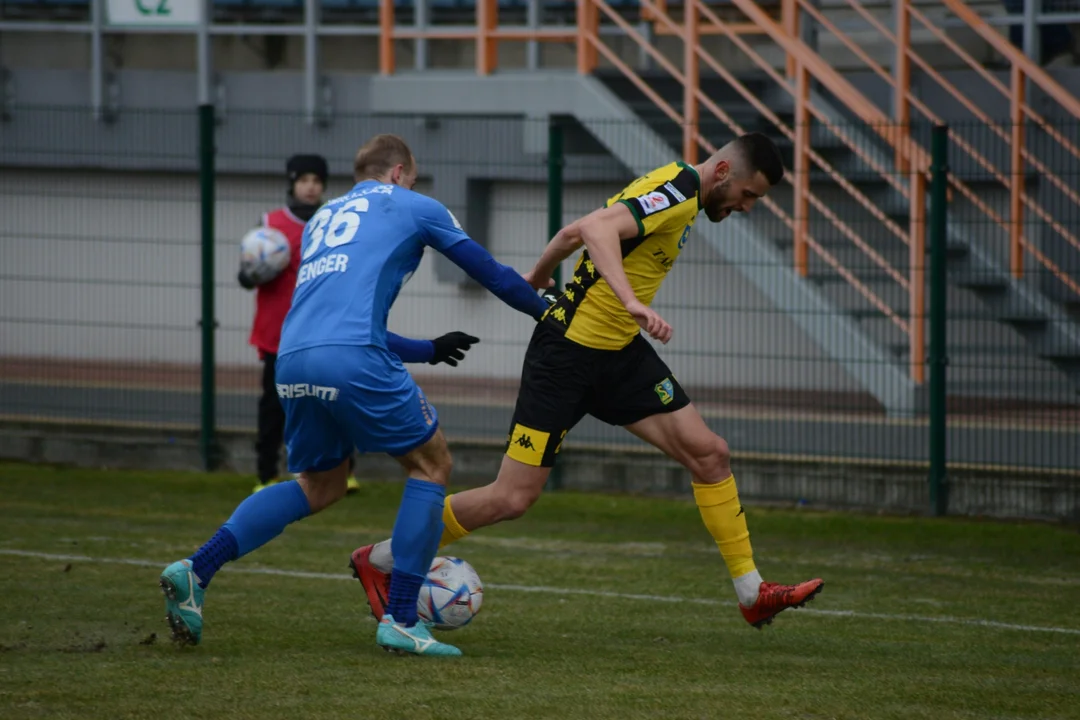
[574,0,1080,383]
[790,0,1080,294]
[568,0,934,380]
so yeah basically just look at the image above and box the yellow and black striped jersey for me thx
[542,161,702,350]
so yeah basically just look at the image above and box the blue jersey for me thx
[278,181,468,356]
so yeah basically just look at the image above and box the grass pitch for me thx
[0,461,1077,720]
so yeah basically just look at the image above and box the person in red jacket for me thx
[240,154,335,494]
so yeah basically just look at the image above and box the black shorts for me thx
[504,322,691,467]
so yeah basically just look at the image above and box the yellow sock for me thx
[437,495,470,550]
[693,476,756,578]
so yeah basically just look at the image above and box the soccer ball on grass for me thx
[417,556,484,631]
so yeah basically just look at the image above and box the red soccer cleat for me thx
[349,544,391,621]
[739,578,825,629]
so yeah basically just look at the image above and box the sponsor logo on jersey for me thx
[664,181,687,203]
[636,191,671,216]
[677,224,692,249]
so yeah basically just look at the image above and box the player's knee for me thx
[713,436,731,466]
[428,445,453,485]
[400,434,454,485]
[297,463,350,513]
[683,434,731,479]
[427,455,453,486]
[496,485,540,521]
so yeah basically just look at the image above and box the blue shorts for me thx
[275,345,440,473]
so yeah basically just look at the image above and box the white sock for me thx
[367,540,394,573]
[733,569,763,606]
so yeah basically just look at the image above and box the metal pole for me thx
[545,119,564,492]
[526,0,539,71]
[196,0,211,106]
[304,0,319,124]
[415,0,429,70]
[199,103,219,471]
[548,120,564,295]
[1022,0,1039,63]
[90,0,104,121]
[928,124,949,516]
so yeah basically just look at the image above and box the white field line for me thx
[2,549,1078,637]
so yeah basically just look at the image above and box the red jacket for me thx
[249,207,306,357]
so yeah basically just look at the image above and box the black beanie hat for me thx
[286,154,329,190]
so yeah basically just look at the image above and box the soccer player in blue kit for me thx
[159,134,551,657]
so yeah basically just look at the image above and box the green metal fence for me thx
[1,105,1077,517]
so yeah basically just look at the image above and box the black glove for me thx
[429,332,480,367]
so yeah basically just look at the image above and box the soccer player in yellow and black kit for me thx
[353,132,824,632]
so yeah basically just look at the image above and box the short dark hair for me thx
[730,132,785,186]
[354,134,415,180]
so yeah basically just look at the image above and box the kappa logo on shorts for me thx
[506,423,549,467]
[654,378,675,406]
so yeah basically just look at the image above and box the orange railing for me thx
[783,0,1080,296]
[575,0,933,381]
[377,0,777,75]
[374,0,1080,383]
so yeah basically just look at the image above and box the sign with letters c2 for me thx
[106,0,202,28]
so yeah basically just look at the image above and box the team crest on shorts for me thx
[654,378,674,405]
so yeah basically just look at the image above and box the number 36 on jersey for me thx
[296,195,370,287]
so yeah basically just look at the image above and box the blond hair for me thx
[353,134,415,181]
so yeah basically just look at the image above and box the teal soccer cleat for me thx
[159,559,205,646]
[376,615,462,657]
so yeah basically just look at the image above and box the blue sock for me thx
[224,479,311,556]
[386,478,445,626]
[188,527,238,589]
[189,480,311,589]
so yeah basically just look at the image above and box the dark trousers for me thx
[256,353,285,483]
[255,352,357,482]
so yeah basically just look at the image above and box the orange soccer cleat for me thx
[349,544,391,621]
[739,578,825,629]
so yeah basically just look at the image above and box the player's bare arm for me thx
[578,203,674,344]
[526,219,587,288]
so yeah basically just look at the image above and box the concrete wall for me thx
[0,167,857,391]
[3,418,1076,521]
